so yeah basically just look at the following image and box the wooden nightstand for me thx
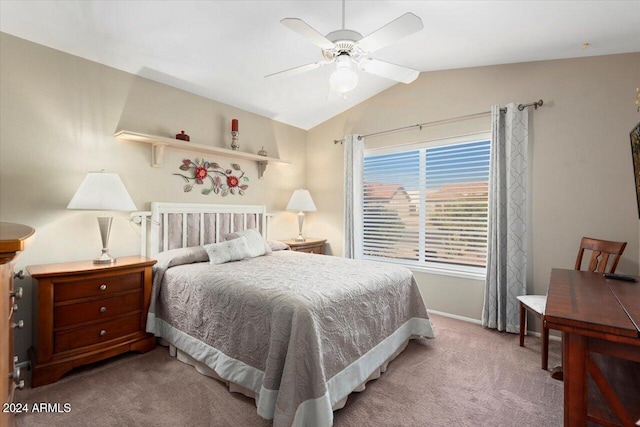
[281,238,327,255]
[26,256,156,387]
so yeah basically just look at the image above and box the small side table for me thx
[27,256,157,387]
[280,238,326,255]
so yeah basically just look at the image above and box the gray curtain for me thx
[482,104,528,333]
[343,134,363,259]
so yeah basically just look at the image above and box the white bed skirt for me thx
[160,336,414,414]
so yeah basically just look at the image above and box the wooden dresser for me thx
[1,223,34,427]
[280,238,327,254]
[27,256,157,387]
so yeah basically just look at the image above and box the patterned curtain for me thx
[482,104,528,333]
[343,134,364,259]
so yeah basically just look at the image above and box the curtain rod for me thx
[333,100,543,144]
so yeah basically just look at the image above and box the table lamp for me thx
[286,189,316,242]
[67,171,137,264]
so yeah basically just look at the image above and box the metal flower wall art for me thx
[175,158,249,196]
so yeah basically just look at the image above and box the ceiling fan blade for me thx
[359,58,420,84]
[355,12,423,54]
[281,18,336,50]
[265,60,331,79]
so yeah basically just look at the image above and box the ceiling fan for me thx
[266,1,423,95]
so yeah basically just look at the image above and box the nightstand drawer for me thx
[54,292,142,328]
[280,238,327,255]
[294,247,323,254]
[54,313,140,353]
[54,272,141,302]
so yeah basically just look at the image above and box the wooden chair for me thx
[516,237,627,370]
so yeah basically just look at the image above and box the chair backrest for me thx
[574,237,627,274]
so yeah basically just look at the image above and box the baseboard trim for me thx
[524,330,562,342]
[427,309,561,341]
[427,309,482,325]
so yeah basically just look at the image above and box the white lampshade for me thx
[67,172,136,211]
[286,189,316,212]
[330,55,358,94]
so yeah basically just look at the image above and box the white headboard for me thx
[132,202,267,257]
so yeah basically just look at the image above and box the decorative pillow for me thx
[155,246,209,269]
[267,240,290,251]
[223,228,271,257]
[204,236,253,265]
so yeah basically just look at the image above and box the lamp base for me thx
[295,212,306,242]
[95,216,116,264]
[94,249,116,265]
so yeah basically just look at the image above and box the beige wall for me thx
[305,53,640,324]
[0,33,307,360]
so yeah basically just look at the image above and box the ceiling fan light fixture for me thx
[330,55,358,94]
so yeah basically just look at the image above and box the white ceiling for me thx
[1,1,639,130]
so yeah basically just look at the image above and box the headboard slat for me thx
[181,213,188,248]
[215,213,220,243]
[199,213,205,246]
[162,213,168,253]
[186,214,200,248]
[204,213,216,245]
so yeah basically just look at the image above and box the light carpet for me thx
[14,314,562,426]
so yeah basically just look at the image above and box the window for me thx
[362,133,491,276]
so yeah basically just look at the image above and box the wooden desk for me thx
[545,269,640,427]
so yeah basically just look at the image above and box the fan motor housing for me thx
[322,29,363,60]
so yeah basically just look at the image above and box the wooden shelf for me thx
[114,130,291,179]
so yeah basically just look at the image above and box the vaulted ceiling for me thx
[1,1,638,129]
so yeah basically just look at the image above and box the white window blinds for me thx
[363,137,490,273]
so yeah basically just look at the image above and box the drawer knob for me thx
[13,356,18,364]
[13,270,24,280]
[11,320,24,329]
[12,303,18,312]
[15,379,24,390]
[99,329,107,337]
[99,284,107,291]
[99,306,107,313]
[10,287,23,300]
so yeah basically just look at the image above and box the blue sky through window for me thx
[364,140,490,190]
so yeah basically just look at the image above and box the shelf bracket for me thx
[257,161,268,180]
[151,143,167,168]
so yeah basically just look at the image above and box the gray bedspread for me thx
[147,250,434,426]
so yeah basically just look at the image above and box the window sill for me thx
[407,265,485,281]
[363,257,486,281]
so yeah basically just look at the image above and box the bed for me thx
[137,202,435,427]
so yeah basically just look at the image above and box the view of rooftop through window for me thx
[363,139,491,271]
